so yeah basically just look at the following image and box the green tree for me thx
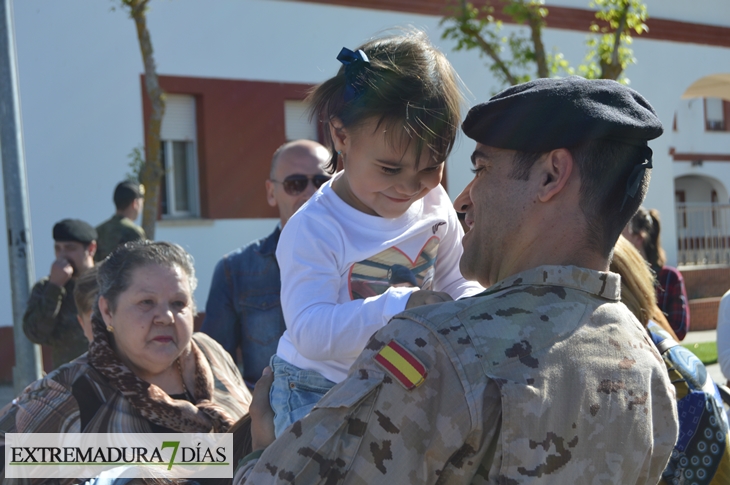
[441,0,648,88]
[115,0,165,239]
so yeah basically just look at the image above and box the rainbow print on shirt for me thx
[348,237,440,300]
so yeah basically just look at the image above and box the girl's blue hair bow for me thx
[337,47,370,103]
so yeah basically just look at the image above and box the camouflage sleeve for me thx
[235,317,495,484]
[22,280,65,345]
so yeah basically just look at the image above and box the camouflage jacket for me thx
[95,214,146,262]
[235,265,678,484]
[22,278,88,369]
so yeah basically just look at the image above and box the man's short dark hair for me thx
[114,181,143,211]
[509,140,649,257]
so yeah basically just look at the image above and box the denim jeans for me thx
[269,355,336,437]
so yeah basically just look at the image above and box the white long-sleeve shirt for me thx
[275,177,484,383]
[717,289,730,381]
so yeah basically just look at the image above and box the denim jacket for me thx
[201,225,285,389]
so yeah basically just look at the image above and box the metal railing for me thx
[676,203,730,266]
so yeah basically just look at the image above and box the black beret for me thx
[462,76,663,151]
[53,219,97,244]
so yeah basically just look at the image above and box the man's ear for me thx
[87,240,97,258]
[328,117,348,153]
[265,179,277,208]
[536,149,574,203]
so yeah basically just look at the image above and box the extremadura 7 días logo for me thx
[5,433,233,480]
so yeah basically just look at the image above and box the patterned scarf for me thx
[88,318,235,432]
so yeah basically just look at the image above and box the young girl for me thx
[270,30,484,436]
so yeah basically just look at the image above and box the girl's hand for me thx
[405,290,453,309]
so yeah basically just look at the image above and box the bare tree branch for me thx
[120,0,165,239]
[527,10,548,78]
[601,0,629,79]
[460,21,519,85]
[441,0,648,87]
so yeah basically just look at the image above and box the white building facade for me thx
[672,90,730,266]
[2,0,730,337]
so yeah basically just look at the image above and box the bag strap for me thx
[653,335,678,355]
[647,320,679,355]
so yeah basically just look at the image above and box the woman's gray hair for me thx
[93,240,197,320]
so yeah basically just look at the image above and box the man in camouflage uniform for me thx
[94,180,146,262]
[23,219,97,368]
[236,78,679,483]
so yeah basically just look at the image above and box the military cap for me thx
[462,76,663,151]
[53,219,97,244]
[113,180,145,209]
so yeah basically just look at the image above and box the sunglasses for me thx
[271,174,331,196]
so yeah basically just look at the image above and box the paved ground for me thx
[682,329,726,385]
[682,329,718,345]
[0,330,725,410]
[706,363,724,387]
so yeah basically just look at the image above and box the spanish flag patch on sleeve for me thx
[374,340,427,390]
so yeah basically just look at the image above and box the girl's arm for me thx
[277,216,418,362]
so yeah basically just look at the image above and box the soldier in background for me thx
[236,78,679,483]
[23,219,97,368]
[95,181,146,262]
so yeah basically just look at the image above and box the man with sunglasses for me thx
[201,139,330,390]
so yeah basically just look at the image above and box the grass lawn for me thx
[681,342,718,366]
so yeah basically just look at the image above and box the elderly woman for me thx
[1,240,250,439]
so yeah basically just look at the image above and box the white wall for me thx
[672,98,730,154]
[3,0,730,328]
[156,218,280,309]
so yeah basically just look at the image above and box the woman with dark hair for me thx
[623,207,690,340]
[0,241,252,483]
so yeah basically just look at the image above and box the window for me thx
[143,75,319,219]
[160,95,199,217]
[284,100,318,141]
[705,98,726,131]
